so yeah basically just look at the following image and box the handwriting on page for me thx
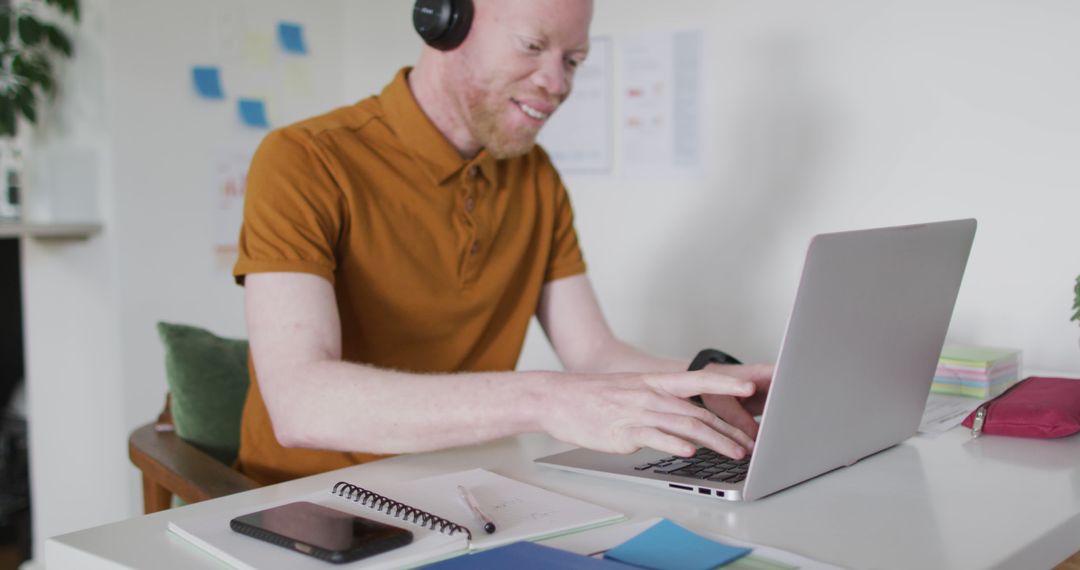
[487,497,557,523]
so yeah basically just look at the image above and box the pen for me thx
[456,485,496,534]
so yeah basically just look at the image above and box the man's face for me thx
[454,0,593,159]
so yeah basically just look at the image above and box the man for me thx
[233,0,772,485]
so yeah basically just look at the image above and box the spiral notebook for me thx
[167,468,625,569]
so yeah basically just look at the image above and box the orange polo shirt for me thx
[232,68,586,485]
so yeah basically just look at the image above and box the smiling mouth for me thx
[512,99,551,121]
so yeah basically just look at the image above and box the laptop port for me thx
[715,490,725,498]
[668,484,693,491]
[697,488,712,495]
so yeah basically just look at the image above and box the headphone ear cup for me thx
[436,0,473,50]
[413,0,473,51]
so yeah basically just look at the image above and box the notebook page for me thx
[378,468,625,551]
[167,490,466,570]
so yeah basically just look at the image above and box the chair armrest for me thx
[128,422,259,511]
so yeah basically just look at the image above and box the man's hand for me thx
[699,364,774,440]
[540,371,759,459]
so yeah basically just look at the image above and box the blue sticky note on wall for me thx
[278,22,307,54]
[192,66,224,99]
[604,519,751,570]
[238,98,269,128]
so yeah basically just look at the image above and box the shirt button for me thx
[464,196,476,212]
[469,165,480,178]
[470,241,481,255]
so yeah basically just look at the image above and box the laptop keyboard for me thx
[634,448,750,483]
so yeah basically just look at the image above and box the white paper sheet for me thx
[918,393,985,437]
[620,30,702,172]
[212,147,254,267]
[538,36,613,174]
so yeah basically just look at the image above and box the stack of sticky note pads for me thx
[932,345,1022,398]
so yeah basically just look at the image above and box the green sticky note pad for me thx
[939,344,1020,366]
[604,519,751,570]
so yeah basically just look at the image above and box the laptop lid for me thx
[741,218,975,499]
[536,219,976,502]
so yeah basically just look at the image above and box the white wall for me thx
[346,0,1080,373]
[23,0,346,560]
[22,0,123,562]
[20,0,1080,561]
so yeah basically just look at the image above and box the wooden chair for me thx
[128,393,258,514]
[129,322,259,514]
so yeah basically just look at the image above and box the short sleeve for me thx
[539,152,587,283]
[233,128,346,285]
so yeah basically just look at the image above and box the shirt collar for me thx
[380,67,497,187]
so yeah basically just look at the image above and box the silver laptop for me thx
[536,219,977,501]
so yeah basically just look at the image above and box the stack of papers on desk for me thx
[931,344,1021,399]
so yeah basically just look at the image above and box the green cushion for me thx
[157,322,250,466]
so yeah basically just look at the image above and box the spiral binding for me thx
[331,481,473,541]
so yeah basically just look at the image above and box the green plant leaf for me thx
[1073,275,1080,322]
[11,53,25,75]
[12,54,35,82]
[0,0,79,139]
[17,15,43,47]
[0,9,12,46]
[12,84,33,125]
[41,0,80,22]
[0,93,16,137]
[35,56,54,94]
[12,53,53,95]
[17,96,36,124]
[42,0,68,15]
[13,83,32,108]
[43,24,73,57]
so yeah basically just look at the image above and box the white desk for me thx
[46,426,1080,569]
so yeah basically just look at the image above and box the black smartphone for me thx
[230,501,413,564]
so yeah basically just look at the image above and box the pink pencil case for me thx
[961,377,1080,438]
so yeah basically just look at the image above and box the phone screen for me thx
[231,501,413,563]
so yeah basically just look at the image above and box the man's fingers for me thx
[623,426,696,458]
[640,411,750,460]
[745,363,775,380]
[632,377,756,453]
[701,410,756,452]
[703,394,760,440]
[648,371,755,400]
[645,393,757,449]
[712,363,774,386]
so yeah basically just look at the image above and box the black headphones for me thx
[413,0,474,51]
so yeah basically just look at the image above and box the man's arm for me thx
[536,273,688,374]
[536,273,773,439]
[245,272,758,460]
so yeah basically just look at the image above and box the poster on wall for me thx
[620,30,702,172]
[538,36,613,174]
[213,147,254,270]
